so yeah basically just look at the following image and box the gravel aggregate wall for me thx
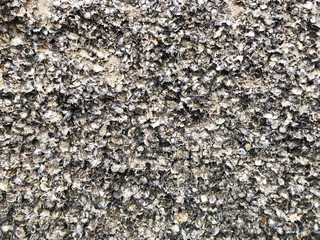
[0,0,319,239]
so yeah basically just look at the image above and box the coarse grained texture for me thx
[0,0,319,239]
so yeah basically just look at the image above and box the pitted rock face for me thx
[0,0,319,239]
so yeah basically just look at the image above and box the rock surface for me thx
[0,0,319,239]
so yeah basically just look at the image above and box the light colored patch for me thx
[73,49,123,87]
[10,36,24,46]
[0,180,9,191]
[118,4,140,19]
[28,0,53,18]
[0,70,3,89]
[181,39,194,48]
[174,211,189,224]
[311,68,320,77]
[0,32,10,45]
[76,49,91,59]
[125,6,140,19]
[92,48,109,59]
[226,0,244,20]
[104,55,122,88]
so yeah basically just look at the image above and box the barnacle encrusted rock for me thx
[0,0,319,239]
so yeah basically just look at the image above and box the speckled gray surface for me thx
[0,0,320,239]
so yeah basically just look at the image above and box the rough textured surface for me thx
[0,0,319,239]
